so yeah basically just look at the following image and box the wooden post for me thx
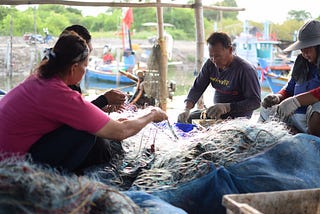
[156,0,168,111]
[9,15,13,78]
[194,0,205,109]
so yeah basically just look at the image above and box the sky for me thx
[16,0,320,24]
[235,0,320,23]
[76,0,320,24]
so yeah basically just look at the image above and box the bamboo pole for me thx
[1,1,245,12]
[194,0,205,109]
[9,15,13,78]
[156,0,168,111]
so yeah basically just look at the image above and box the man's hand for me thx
[177,108,190,123]
[206,103,231,119]
[262,94,281,108]
[276,97,301,120]
[103,89,126,105]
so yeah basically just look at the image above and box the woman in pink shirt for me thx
[0,31,167,173]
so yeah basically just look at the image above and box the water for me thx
[0,73,29,92]
[82,76,136,94]
[0,73,137,94]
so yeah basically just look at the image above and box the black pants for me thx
[28,125,123,172]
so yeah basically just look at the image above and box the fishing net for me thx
[0,107,299,213]
[147,44,160,71]
[129,118,291,192]
[86,109,292,192]
[144,43,161,99]
[0,156,142,214]
[143,69,159,99]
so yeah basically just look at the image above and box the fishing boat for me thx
[85,68,136,84]
[233,21,291,93]
[84,8,140,88]
[264,71,289,93]
[85,65,137,84]
[84,54,139,85]
[0,89,6,100]
[257,58,290,93]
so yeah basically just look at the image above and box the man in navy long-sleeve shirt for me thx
[178,32,261,123]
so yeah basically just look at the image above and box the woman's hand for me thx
[103,89,127,105]
[150,107,168,123]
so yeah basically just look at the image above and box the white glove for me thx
[177,108,190,123]
[262,94,281,108]
[276,97,301,120]
[206,103,231,119]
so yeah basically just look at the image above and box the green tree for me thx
[65,7,83,16]
[287,10,312,21]
[1,8,35,36]
[0,6,16,21]
[133,7,157,31]
[275,19,304,41]
[90,11,119,32]
[204,0,238,22]
[164,8,195,39]
[37,5,68,14]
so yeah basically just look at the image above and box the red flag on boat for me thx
[123,8,133,29]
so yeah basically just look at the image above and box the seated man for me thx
[178,32,261,123]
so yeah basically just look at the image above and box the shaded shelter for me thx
[1,0,245,111]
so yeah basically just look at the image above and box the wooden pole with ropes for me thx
[194,0,205,109]
[156,0,168,111]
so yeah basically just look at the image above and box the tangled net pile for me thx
[0,108,294,211]
[0,156,141,214]
[88,109,292,192]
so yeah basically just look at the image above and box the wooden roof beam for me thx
[1,0,245,12]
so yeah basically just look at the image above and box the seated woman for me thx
[0,32,168,173]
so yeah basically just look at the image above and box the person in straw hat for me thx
[260,19,320,137]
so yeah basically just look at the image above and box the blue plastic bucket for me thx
[174,122,196,132]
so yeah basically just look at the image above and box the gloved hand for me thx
[177,108,190,123]
[206,103,231,119]
[276,97,301,120]
[262,94,281,108]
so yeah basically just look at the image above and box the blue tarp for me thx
[125,133,320,214]
[124,191,187,214]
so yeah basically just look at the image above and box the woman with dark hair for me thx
[261,20,320,136]
[0,32,168,172]
[61,25,126,112]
